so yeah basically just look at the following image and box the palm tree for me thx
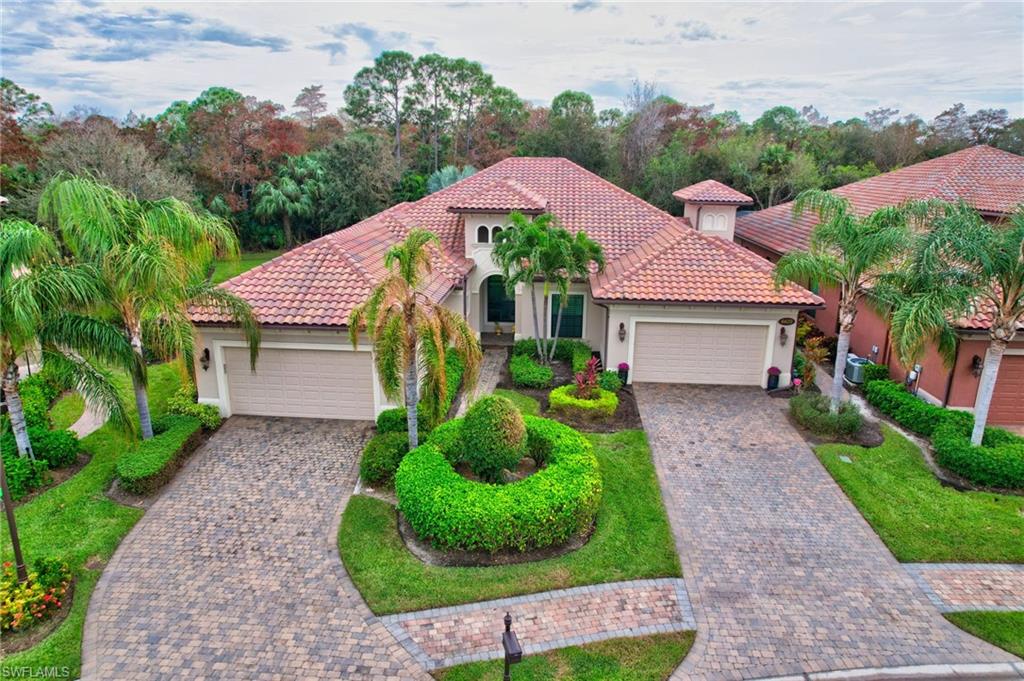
[1,219,136,458]
[773,190,914,413]
[38,174,260,439]
[252,154,323,247]
[548,230,604,362]
[349,229,481,449]
[493,212,548,360]
[889,203,1024,445]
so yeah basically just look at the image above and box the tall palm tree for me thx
[548,230,604,362]
[38,174,260,439]
[252,154,324,247]
[1,219,135,458]
[493,212,549,360]
[349,229,481,449]
[774,190,914,413]
[889,203,1024,445]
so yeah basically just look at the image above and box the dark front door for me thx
[487,277,515,324]
[551,293,584,338]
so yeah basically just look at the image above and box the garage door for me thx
[989,355,1024,425]
[632,322,768,385]
[224,347,375,420]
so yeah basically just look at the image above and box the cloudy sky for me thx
[3,1,1021,123]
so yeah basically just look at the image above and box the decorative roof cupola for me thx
[448,178,548,257]
[673,180,753,242]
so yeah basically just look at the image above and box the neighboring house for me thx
[190,157,820,420]
[735,145,1024,425]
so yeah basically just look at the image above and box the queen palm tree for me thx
[889,203,1024,445]
[1,219,135,458]
[773,190,915,413]
[349,229,481,449]
[252,154,323,247]
[38,174,260,439]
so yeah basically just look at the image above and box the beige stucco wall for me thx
[193,325,394,417]
[682,203,738,241]
[602,304,800,388]
[513,282,606,350]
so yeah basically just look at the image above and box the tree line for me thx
[2,51,1021,250]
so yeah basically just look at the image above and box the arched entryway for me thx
[482,274,515,332]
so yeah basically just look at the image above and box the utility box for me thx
[845,354,870,384]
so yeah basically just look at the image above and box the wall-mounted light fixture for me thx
[779,326,789,346]
[200,348,211,372]
[618,322,627,342]
[971,354,983,378]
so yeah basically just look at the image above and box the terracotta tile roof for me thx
[447,178,548,214]
[735,145,1024,256]
[673,180,753,205]
[591,219,823,306]
[195,157,819,327]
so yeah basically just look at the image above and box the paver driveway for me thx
[635,384,1019,681]
[82,417,430,681]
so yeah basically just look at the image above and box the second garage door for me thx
[989,354,1024,425]
[632,322,769,385]
[224,347,375,420]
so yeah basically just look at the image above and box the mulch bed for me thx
[14,452,91,508]
[0,578,76,656]
[787,410,885,448]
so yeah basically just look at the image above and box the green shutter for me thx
[551,294,584,338]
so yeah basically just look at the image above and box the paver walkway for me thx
[905,564,1024,612]
[634,384,1019,681]
[82,417,430,681]
[381,578,695,670]
[455,347,505,415]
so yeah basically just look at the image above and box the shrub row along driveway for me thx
[634,384,1018,681]
[82,417,430,680]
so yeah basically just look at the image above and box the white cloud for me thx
[1,0,1020,122]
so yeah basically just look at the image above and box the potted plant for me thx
[767,366,781,390]
[617,362,629,384]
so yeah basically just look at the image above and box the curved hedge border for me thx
[395,415,602,553]
[548,385,618,419]
[115,414,204,495]
[864,378,1024,490]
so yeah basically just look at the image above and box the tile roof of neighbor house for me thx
[193,157,821,327]
[673,180,754,205]
[447,178,548,214]
[735,145,1024,256]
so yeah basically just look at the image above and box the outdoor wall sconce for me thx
[971,354,984,377]
[779,326,789,346]
[502,612,522,680]
[200,348,211,372]
[618,322,627,342]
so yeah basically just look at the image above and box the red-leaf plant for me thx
[574,356,600,399]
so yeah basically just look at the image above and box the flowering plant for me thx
[0,558,71,632]
[793,378,803,392]
[767,366,781,376]
[617,362,629,371]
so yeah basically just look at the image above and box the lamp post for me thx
[502,612,522,681]
[0,440,28,583]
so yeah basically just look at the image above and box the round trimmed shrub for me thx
[548,385,618,419]
[597,371,623,393]
[396,415,602,553]
[789,393,862,438]
[359,431,410,485]
[461,395,527,482]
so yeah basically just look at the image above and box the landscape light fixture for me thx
[502,612,522,680]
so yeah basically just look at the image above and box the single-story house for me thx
[190,157,821,420]
[735,145,1024,426]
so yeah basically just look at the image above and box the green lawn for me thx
[211,250,282,284]
[434,632,694,681]
[816,426,1024,562]
[945,612,1024,658]
[492,389,541,416]
[50,392,85,430]
[340,430,681,614]
[1,362,183,677]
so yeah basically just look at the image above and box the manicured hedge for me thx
[115,414,204,495]
[598,371,623,392]
[548,385,619,419]
[376,353,465,433]
[167,385,222,430]
[789,393,862,438]
[359,431,410,485]
[396,415,602,553]
[0,448,47,500]
[864,378,1024,490]
[461,395,527,481]
[509,353,554,388]
[513,338,593,372]
[1,427,79,469]
[862,363,890,385]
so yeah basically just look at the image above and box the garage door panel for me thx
[990,355,1024,425]
[633,322,768,385]
[224,347,374,420]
